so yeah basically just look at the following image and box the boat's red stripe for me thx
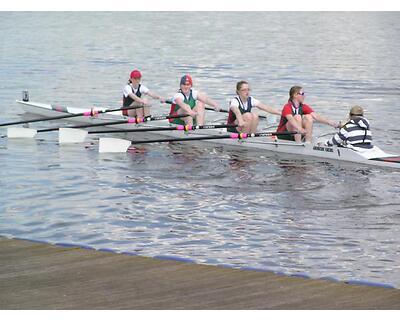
[371,157,400,163]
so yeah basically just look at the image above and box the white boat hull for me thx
[15,100,400,169]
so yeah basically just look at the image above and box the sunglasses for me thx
[297,92,305,96]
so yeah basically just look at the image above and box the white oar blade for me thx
[98,137,131,153]
[7,127,37,138]
[58,128,88,144]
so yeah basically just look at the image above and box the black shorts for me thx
[227,126,239,133]
[276,133,306,142]
[276,134,295,141]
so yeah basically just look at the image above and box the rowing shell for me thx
[14,100,400,169]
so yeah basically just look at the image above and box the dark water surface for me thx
[0,12,399,286]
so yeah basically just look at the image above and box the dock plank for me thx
[0,237,399,309]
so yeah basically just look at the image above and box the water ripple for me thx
[1,12,400,288]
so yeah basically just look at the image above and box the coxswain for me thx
[326,105,372,149]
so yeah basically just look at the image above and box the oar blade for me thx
[58,128,88,144]
[7,127,37,138]
[98,137,131,153]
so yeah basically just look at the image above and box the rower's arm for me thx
[257,103,281,116]
[311,112,339,128]
[230,105,245,126]
[146,91,166,103]
[128,92,147,106]
[197,92,220,111]
[175,97,196,116]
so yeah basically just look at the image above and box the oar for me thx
[58,124,238,144]
[7,114,189,139]
[205,106,268,120]
[0,104,145,128]
[98,131,296,153]
[164,99,268,119]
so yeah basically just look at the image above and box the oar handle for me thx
[205,106,268,120]
[205,106,227,113]
[163,99,268,120]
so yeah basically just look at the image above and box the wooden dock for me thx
[1,237,399,309]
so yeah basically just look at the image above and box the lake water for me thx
[1,12,400,287]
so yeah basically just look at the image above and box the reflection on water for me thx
[1,12,400,287]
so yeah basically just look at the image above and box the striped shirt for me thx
[327,117,372,149]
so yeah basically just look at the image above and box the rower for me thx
[169,75,220,126]
[227,81,281,134]
[122,69,165,118]
[276,86,340,143]
[326,105,373,149]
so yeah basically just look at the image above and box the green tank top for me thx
[171,89,197,125]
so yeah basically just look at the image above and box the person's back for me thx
[327,105,373,149]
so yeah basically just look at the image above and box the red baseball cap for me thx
[130,70,142,79]
[180,74,193,86]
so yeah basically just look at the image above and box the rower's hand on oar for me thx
[298,128,307,135]
[214,105,222,112]
[328,120,341,129]
[237,119,245,127]
[236,119,245,131]
[189,110,197,118]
